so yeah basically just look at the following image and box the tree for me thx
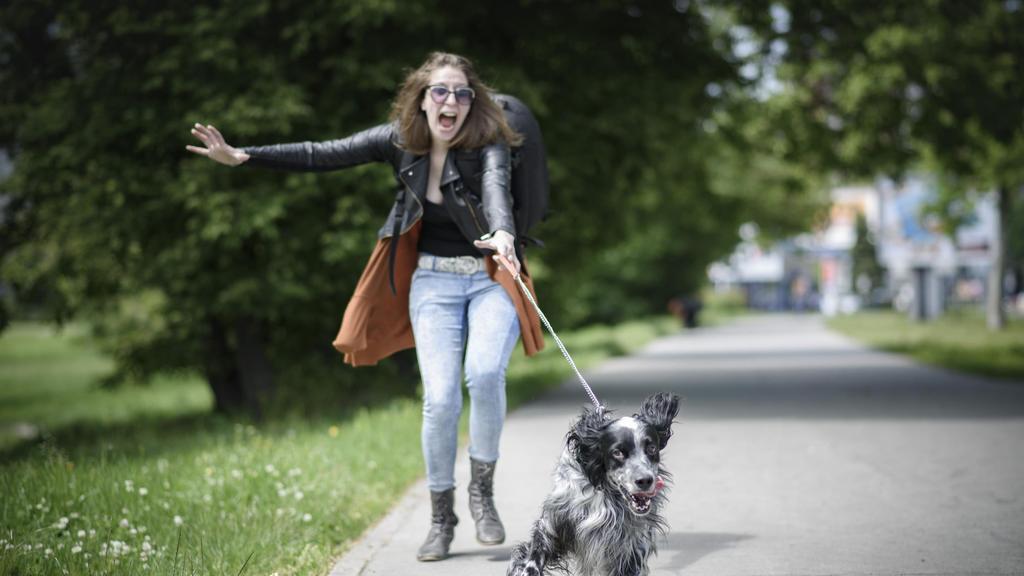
[850,212,884,300]
[734,0,1024,328]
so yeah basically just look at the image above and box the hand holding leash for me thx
[474,231,520,276]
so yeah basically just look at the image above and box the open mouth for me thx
[438,111,457,130]
[621,487,655,515]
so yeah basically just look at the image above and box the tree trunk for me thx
[204,317,246,414]
[987,186,1008,330]
[234,317,275,420]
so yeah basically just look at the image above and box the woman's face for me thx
[420,66,472,147]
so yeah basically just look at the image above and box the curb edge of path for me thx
[329,477,428,576]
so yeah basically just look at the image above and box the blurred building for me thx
[708,176,1000,317]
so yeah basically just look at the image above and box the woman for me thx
[187,52,544,562]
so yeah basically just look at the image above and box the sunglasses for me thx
[426,85,476,106]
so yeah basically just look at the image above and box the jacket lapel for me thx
[397,150,463,199]
[398,152,429,202]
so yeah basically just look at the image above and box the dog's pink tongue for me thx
[654,476,665,493]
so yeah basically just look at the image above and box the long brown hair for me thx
[390,52,523,155]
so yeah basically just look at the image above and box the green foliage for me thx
[0,1,826,404]
[735,0,1024,190]
[827,309,1024,380]
[1,402,425,576]
[850,213,884,297]
[0,323,212,451]
[734,0,1024,327]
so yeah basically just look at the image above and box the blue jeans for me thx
[409,260,521,492]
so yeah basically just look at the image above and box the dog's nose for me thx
[636,475,654,491]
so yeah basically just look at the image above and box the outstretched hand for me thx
[473,230,520,276]
[186,123,248,166]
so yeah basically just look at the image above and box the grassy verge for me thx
[827,309,1024,381]
[0,324,212,452]
[0,315,679,575]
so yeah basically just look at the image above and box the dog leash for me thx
[494,254,605,416]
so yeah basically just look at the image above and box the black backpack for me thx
[495,94,549,247]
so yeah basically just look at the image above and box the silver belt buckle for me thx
[443,255,481,275]
[419,254,483,275]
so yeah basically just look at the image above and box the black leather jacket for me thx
[240,123,516,244]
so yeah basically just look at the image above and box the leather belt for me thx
[417,254,486,275]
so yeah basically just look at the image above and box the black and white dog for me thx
[508,393,680,576]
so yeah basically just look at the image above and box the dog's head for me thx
[567,392,680,516]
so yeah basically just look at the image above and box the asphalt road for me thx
[331,314,1024,576]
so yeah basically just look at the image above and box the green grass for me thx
[827,309,1024,380]
[0,316,680,575]
[0,324,213,452]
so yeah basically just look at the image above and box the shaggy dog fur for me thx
[508,392,680,576]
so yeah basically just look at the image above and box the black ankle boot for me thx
[468,458,505,545]
[416,488,458,561]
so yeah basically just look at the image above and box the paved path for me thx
[331,314,1024,575]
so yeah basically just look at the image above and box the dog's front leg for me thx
[507,519,561,576]
[610,545,650,576]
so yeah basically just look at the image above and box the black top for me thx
[417,200,481,257]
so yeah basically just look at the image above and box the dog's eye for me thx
[611,449,625,460]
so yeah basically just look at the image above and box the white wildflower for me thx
[124,480,134,493]
[55,517,69,530]
[120,518,130,528]
[77,530,86,538]
[288,468,302,477]
[71,545,82,554]
[138,488,148,496]
[173,515,183,526]
[294,491,304,501]
[302,513,312,522]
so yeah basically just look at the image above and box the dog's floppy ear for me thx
[567,407,610,489]
[637,393,680,450]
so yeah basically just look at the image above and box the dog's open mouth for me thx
[621,487,655,515]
